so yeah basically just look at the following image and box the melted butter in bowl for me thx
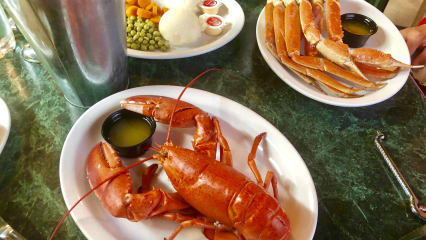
[102,109,156,157]
[341,13,378,48]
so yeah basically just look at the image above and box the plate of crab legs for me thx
[256,0,422,107]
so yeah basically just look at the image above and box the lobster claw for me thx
[121,95,205,127]
[86,142,189,221]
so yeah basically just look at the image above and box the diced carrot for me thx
[145,2,154,10]
[162,7,169,14]
[126,0,137,4]
[150,15,161,23]
[137,8,152,18]
[137,0,150,8]
[126,6,138,17]
[125,3,131,9]
[152,4,158,16]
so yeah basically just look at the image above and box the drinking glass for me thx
[0,5,15,58]
[0,216,25,240]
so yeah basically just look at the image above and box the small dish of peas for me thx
[126,16,170,52]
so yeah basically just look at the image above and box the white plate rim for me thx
[127,0,245,59]
[256,0,411,107]
[0,97,11,155]
[59,85,318,240]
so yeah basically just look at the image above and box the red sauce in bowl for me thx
[207,16,222,26]
[203,0,217,7]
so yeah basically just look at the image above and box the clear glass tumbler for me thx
[0,216,25,240]
[0,5,15,58]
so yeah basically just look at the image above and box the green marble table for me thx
[0,2,425,240]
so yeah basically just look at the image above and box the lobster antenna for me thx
[166,68,222,142]
[49,155,154,240]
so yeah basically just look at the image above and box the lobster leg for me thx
[264,171,279,199]
[138,164,158,193]
[213,117,233,167]
[86,142,189,222]
[248,133,279,199]
[165,217,221,240]
[193,113,218,159]
[248,133,266,185]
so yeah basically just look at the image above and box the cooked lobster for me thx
[49,70,291,240]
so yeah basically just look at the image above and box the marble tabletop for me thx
[0,1,425,239]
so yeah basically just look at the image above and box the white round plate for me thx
[256,0,411,107]
[60,86,318,240]
[0,97,11,155]
[127,0,245,59]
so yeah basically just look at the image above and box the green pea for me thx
[127,37,133,43]
[139,32,145,37]
[148,45,155,51]
[143,40,148,44]
[154,44,159,49]
[136,26,143,32]
[133,35,139,41]
[126,26,132,32]
[148,22,155,27]
[137,16,142,20]
[148,28,154,33]
[145,19,151,23]
[129,16,136,21]
[158,40,164,46]
[137,37,143,43]
[130,30,136,36]
[160,46,167,52]
[131,43,138,49]
[143,24,150,30]
[149,40,155,45]
[126,42,131,48]
[143,36,150,41]
[128,23,134,29]
[146,33,152,39]
[153,31,160,37]
[141,45,147,51]
[154,36,161,42]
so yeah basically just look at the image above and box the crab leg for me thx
[325,0,343,42]
[272,0,361,94]
[265,0,276,54]
[351,48,423,71]
[272,0,322,90]
[296,0,382,88]
[299,0,368,80]
[356,62,400,80]
[304,0,324,56]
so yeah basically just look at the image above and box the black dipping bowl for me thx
[101,109,156,158]
[341,13,378,48]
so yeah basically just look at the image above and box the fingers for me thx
[413,47,426,65]
[400,25,426,56]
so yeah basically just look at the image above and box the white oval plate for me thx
[256,0,411,107]
[0,97,11,156]
[60,86,318,240]
[127,0,245,59]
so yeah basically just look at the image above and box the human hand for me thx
[400,24,426,66]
